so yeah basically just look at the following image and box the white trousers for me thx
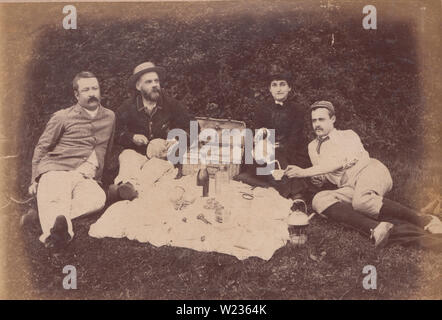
[114,149,148,185]
[114,149,177,197]
[37,171,106,242]
[312,159,393,217]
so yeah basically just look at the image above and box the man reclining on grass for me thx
[24,72,115,252]
[285,100,442,247]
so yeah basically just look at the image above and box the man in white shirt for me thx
[285,101,442,246]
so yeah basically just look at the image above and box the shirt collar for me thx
[74,103,102,115]
[327,128,338,139]
[274,100,284,106]
[318,128,337,141]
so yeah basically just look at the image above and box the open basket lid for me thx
[196,116,247,147]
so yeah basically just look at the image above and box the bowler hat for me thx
[310,100,335,114]
[128,62,166,89]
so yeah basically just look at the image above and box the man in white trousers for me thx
[25,71,115,252]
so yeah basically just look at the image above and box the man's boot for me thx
[322,202,394,247]
[379,198,432,228]
[44,215,72,252]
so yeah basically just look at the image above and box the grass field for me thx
[2,154,442,299]
[1,0,441,299]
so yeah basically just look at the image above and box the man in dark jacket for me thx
[111,62,192,200]
[249,71,310,199]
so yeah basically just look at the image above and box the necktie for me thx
[316,135,330,154]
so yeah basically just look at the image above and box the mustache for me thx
[314,127,323,130]
[87,96,99,103]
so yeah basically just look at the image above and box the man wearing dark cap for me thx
[111,62,192,200]
[285,100,442,245]
[250,71,310,200]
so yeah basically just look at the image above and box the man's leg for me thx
[351,159,393,217]
[36,171,72,243]
[311,187,354,214]
[114,149,148,185]
[312,190,394,247]
[352,159,435,229]
[111,149,147,201]
[69,174,106,237]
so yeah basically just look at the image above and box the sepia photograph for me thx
[0,0,441,304]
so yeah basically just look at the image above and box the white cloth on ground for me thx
[89,159,292,260]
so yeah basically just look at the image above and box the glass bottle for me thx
[197,165,209,197]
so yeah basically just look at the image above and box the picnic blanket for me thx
[89,158,292,260]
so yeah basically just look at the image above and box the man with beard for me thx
[285,101,442,246]
[248,71,310,200]
[110,62,192,200]
[24,71,115,252]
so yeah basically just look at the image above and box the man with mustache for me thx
[285,100,442,246]
[248,71,310,200]
[110,62,192,200]
[24,71,115,252]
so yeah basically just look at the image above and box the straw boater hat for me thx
[128,61,166,89]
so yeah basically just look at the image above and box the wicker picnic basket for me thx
[182,116,246,179]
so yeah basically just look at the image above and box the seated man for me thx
[285,101,442,245]
[25,71,115,252]
[248,70,310,199]
[110,62,192,200]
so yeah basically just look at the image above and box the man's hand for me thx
[285,165,305,178]
[28,182,38,196]
[133,134,149,146]
[311,175,325,187]
[165,139,179,150]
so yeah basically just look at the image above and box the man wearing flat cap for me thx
[111,62,192,200]
[284,100,442,246]
[248,71,310,200]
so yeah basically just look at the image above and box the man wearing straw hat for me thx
[285,100,442,246]
[110,62,192,201]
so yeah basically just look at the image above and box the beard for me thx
[141,88,161,102]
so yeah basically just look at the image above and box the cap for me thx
[310,101,335,114]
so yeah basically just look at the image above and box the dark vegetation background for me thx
[1,0,441,299]
[12,0,441,205]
